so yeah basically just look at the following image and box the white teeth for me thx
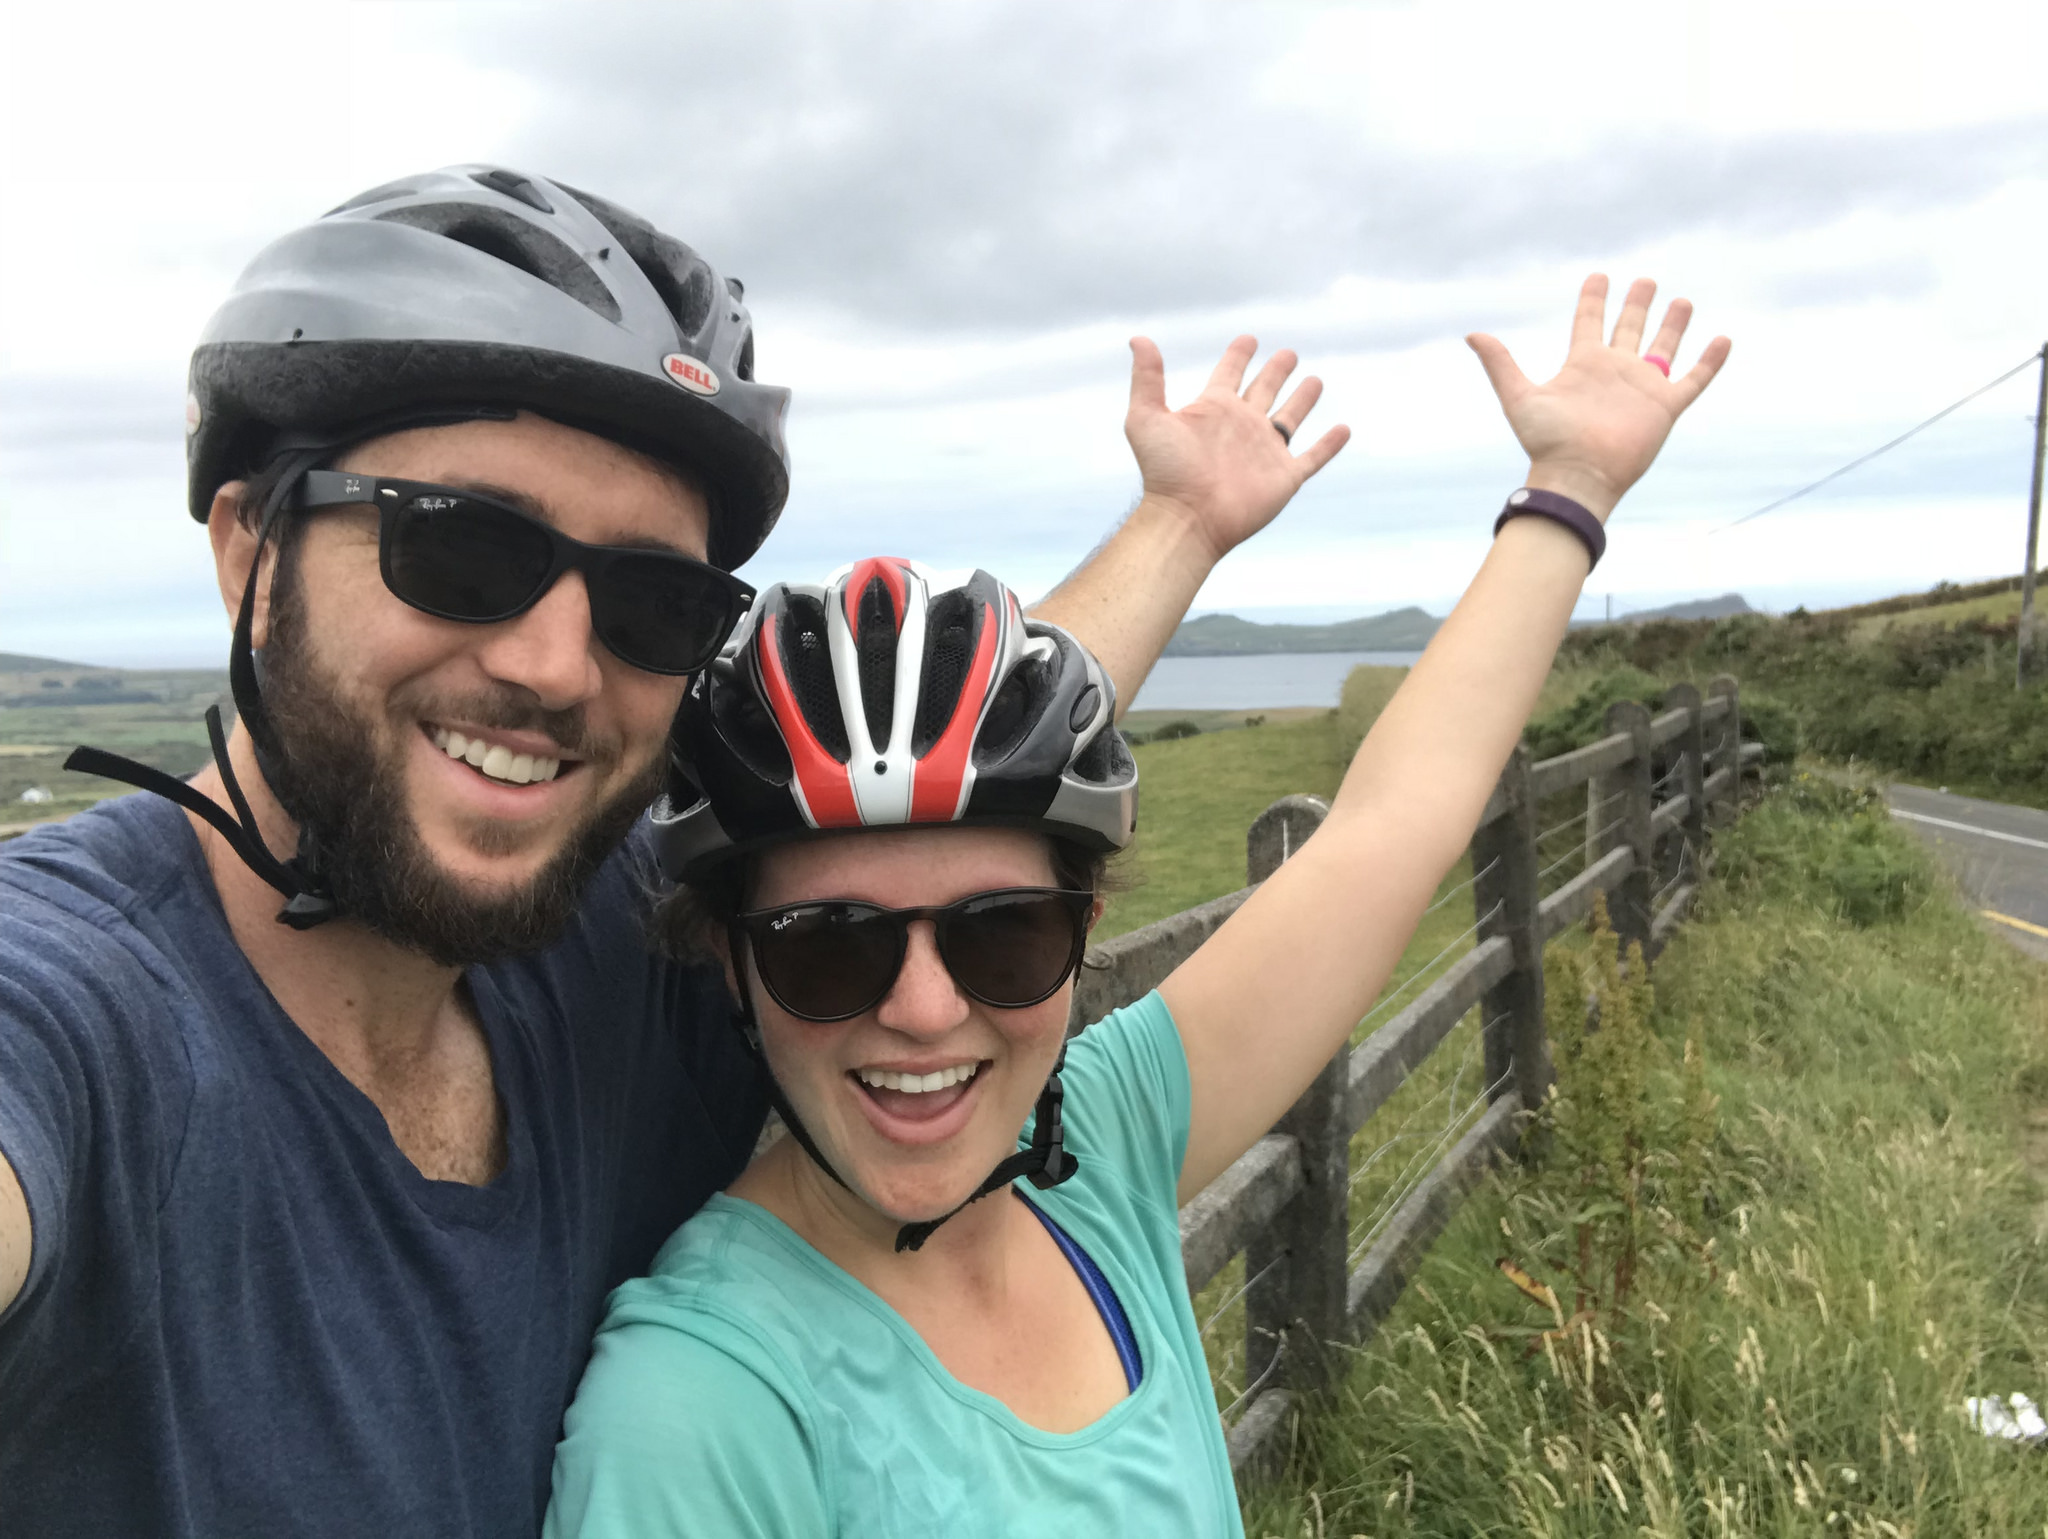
[432,727,565,786]
[856,1064,979,1094]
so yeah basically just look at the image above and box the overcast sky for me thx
[3,0,2045,667]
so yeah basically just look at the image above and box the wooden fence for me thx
[1070,673,1765,1479]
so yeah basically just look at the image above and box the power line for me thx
[1722,349,2044,531]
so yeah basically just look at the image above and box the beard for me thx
[253,579,666,968]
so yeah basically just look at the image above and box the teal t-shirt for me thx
[544,990,1242,1538]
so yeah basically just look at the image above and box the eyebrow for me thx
[446,479,699,557]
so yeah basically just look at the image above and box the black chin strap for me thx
[891,1045,1077,1254]
[64,451,340,929]
[726,927,1079,1254]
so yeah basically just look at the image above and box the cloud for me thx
[1761,254,1941,310]
[439,0,2047,333]
[0,375,185,483]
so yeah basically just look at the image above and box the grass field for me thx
[1095,685,2048,1535]
[1127,740,2048,1533]
[1849,588,2024,644]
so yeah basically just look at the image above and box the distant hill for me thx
[1619,593,1755,623]
[1164,607,1440,657]
[0,652,111,673]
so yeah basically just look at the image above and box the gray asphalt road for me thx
[1886,783,2048,963]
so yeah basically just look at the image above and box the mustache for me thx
[400,685,627,767]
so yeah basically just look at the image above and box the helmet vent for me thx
[779,595,852,762]
[735,330,756,383]
[554,180,715,342]
[1069,724,1134,785]
[708,659,794,786]
[974,657,1049,767]
[912,589,980,757]
[855,580,899,752]
[374,204,621,322]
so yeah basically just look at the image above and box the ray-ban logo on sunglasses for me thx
[661,354,721,396]
[770,912,800,931]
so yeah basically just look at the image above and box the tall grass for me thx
[1238,774,2048,1537]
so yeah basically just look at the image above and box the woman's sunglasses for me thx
[295,470,754,676]
[733,887,1095,1023]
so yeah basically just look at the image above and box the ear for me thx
[1087,894,1105,932]
[207,480,281,649]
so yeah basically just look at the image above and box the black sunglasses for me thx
[295,470,754,676]
[733,888,1095,1023]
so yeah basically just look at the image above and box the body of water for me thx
[1128,650,1424,711]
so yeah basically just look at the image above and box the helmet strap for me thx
[64,451,339,929]
[893,1046,1078,1253]
[722,925,1081,1255]
[725,924,859,1198]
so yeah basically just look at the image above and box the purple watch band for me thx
[1493,487,1605,570]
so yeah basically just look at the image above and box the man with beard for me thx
[0,166,1347,1538]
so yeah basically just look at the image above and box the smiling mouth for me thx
[851,1062,985,1123]
[426,724,570,787]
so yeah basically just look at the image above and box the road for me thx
[1886,783,2048,963]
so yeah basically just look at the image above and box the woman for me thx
[546,276,1728,1537]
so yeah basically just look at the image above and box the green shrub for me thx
[1521,666,1665,759]
[1150,719,1201,742]
[1738,692,1800,767]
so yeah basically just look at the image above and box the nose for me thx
[873,921,971,1037]
[470,570,606,712]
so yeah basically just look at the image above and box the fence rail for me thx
[1074,673,1762,1479]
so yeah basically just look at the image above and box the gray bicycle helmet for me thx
[654,557,1138,883]
[185,164,789,569]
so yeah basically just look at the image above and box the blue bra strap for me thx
[1018,1194,1142,1391]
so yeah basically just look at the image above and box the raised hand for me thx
[1124,336,1351,562]
[1466,275,1731,522]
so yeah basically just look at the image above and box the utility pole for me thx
[2018,342,2048,687]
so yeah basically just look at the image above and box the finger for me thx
[1242,348,1298,414]
[1642,298,1694,372]
[1204,335,1259,397]
[1569,274,1610,352]
[1271,374,1323,436]
[1128,337,1166,416]
[1290,422,1351,481]
[1668,334,1733,412]
[1466,333,1534,412]
[1608,278,1657,354]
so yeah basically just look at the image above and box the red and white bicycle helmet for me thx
[655,557,1137,881]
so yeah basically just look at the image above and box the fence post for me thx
[1241,794,1348,1406]
[1662,682,1706,919]
[1708,673,1740,823]
[1604,699,1655,958]
[1470,745,1547,1114]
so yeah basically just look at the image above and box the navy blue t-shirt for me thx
[0,792,767,1538]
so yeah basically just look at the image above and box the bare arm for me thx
[1,1151,27,1313]
[1163,276,1732,1200]
[1030,337,1349,717]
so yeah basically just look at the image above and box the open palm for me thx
[1468,276,1732,520]
[1124,336,1350,561]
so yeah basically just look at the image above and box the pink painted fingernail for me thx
[1645,354,1671,377]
